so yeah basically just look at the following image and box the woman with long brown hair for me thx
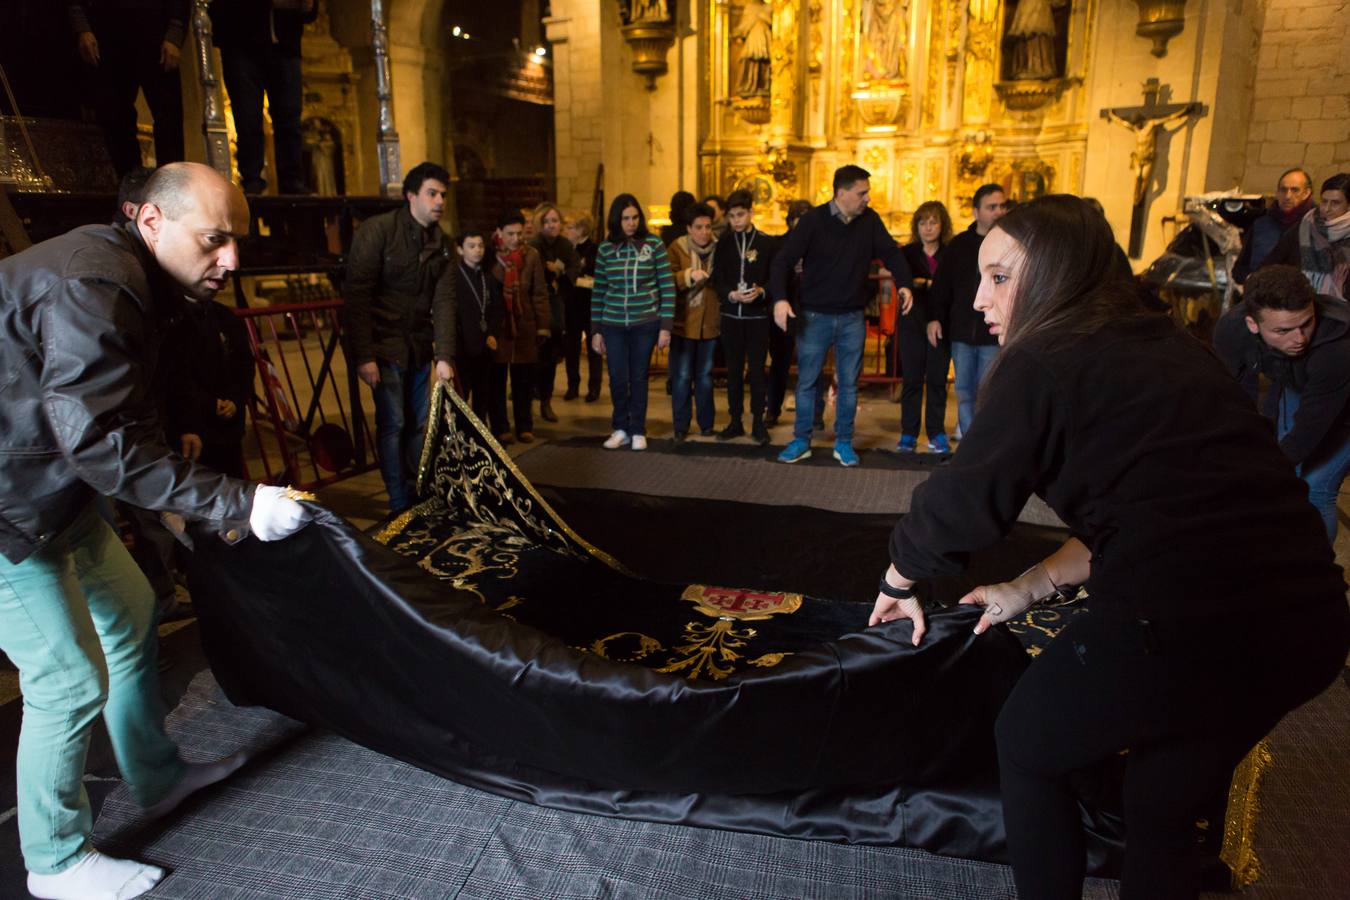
[896,200,954,453]
[868,194,1349,899]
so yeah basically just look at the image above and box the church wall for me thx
[1240,0,1350,193]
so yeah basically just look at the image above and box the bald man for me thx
[0,162,310,899]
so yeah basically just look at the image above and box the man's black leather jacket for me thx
[0,222,254,564]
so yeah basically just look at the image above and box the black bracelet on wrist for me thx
[877,579,917,600]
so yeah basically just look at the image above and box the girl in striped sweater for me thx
[591,194,676,450]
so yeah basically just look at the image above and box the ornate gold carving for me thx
[734,96,773,125]
[655,619,757,680]
[769,0,799,133]
[901,161,919,208]
[962,0,1001,124]
[924,158,943,201]
[681,584,804,620]
[921,0,950,128]
[994,78,1069,111]
[1134,0,1186,58]
[622,22,678,89]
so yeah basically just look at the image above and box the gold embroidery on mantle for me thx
[1221,738,1271,889]
[655,619,758,680]
[681,584,804,620]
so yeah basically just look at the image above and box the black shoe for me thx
[585,389,601,403]
[540,400,558,423]
[717,421,745,441]
[751,420,770,446]
[764,413,779,427]
[563,387,579,401]
[673,431,687,443]
[699,427,715,437]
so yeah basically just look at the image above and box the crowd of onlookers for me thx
[344,159,1350,531]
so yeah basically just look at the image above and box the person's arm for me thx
[432,263,458,367]
[769,216,810,303]
[590,244,610,325]
[1279,343,1350,464]
[342,217,384,368]
[653,239,676,331]
[163,0,189,46]
[1232,229,1257,285]
[561,238,582,282]
[38,278,256,523]
[526,252,551,338]
[1260,225,1301,270]
[875,219,915,294]
[668,243,693,292]
[1210,309,1261,402]
[710,234,738,302]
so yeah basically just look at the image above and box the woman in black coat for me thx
[895,200,953,453]
[869,195,1350,900]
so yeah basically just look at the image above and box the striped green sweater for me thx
[591,235,676,329]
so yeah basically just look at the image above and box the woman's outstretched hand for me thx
[869,594,927,646]
[959,580,1041,636]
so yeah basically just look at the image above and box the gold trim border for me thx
[386,379,634,576]
[1220,738,1271,889]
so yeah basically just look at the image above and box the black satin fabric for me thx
[188,386,1126,870]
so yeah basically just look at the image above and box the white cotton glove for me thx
[249,485,312,541]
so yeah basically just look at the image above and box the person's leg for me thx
[720,318,748,428]
[265,49,305,191]
[586,323,604,398]
[399,363,431,501]
[489,362,511,437]
[693,337,718,434]
[767,321,790,421]
[975,343,1001,391]
[791,312,828,443]
[219,50,268,192]
[897,319,927,440]
[372,362,410,512]
[626,321,660,437]
[89,31,144,176]
[831,311,866,445]
[118,503,179,617]
[563,298,585,396]
[536,335,560,411]
[924,336,951,440]
[0,506,177,891]
[136,41,184,166]
[602,325,631,433]
[668,335,694,434]
[745,319,770,423]
[510,363,535,436]
[950,341,977,437]
[1298,432,1350,542]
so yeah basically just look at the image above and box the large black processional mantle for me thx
[189,384,1267,888]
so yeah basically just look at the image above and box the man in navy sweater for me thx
[769,165,914,466]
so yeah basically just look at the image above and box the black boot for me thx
[751,417,770,446]
[717,420,745,441]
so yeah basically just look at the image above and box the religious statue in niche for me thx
[860,0,908,82]
[733,0,773,98]
[1004,0,1069,80]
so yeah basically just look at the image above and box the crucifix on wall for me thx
[1100,78,1206,259]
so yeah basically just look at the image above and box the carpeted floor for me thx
[87,670,1125,900]
[514,439,1063,525]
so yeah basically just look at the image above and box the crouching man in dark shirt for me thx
[1213,264,1350,542]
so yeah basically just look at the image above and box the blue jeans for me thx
[668,335,717,433]
[793,309,866,443]
[0,504,184,873]
[372,361,431,513]
[1276,388,1350,542]
[951,341,1001,437]
[601,321,661,436]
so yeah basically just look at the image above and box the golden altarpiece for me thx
[697,0,1091,230]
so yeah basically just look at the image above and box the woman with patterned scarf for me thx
[1266,172,1350,300]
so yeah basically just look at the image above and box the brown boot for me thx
[517,431,535,443]
[540,400,558,422]
[496,432,515,446]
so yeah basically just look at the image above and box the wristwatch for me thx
[877,579,917,600]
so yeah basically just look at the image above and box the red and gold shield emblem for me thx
[680,584,803,621]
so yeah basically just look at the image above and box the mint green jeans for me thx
[0,503,184,874]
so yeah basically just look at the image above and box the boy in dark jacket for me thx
[433,229,504,425]
[713,190,777,444]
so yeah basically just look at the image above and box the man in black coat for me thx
[926,183,1006,439]
[0,162,308,898]
[1213,264,1350,543]
[209,0,319,194]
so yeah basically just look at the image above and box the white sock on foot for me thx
[142,751,250,820]
[28,850,164,900]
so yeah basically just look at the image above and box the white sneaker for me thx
[603,430,630,449]
[631,435,648,451]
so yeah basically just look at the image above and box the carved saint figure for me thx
[630,0,671,24]
[733,0,773,98]
[1104,105,1196,205]
[861,0,907,82]
[1007,0,1065,80]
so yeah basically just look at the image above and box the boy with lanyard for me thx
[712,190,777,446]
